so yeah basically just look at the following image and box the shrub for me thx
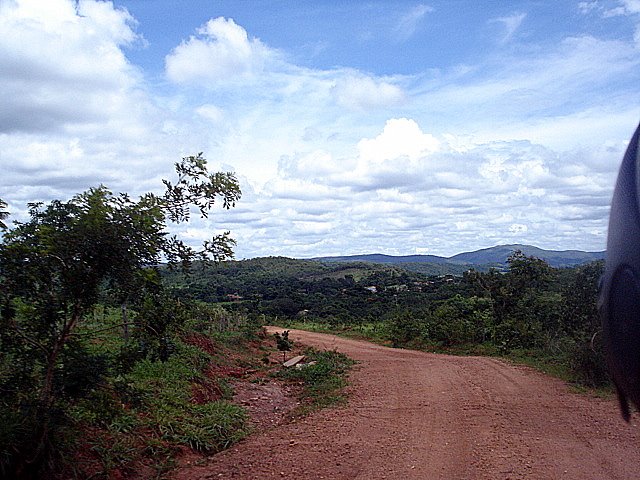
[278,348,354,408]
[569,333,610,388]
[274,330,292,361]
[387,311,424,348]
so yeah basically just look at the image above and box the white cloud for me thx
[584,1,640,47]
[196,104,225,124]
[624,0,640,14]
[332,74,405,110]
[0,0,143,133]
[490,12,526,44]
[578,1,600,14]
[0,0,192,211]
[604,0,640,16]
[509,223,528,234]
[393,4,433,42]
[357,118,439,163]
[164,17,406,116]
[165,17,278,86]
[278,150,347,181]
[407,33,640,152]
[227,116,618,258]
[610,0,640,47]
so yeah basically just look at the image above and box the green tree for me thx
[0,154,240,477]
[470,251,559,351]
[506,250,553,292]
[274,330,292,361]
[388,310,424,347]
[0,198,8,230]
[561,260,603,333]
[430,295,493,346]
[561,261,609,386]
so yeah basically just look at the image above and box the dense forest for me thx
[162,257,464,322]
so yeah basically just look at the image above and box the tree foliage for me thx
[0,154,240,478]
[274,330,292,361]
[162,153,241,222]
[0,198,8,230]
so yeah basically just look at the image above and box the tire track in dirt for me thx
[173,328,640,480]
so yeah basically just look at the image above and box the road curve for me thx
[175,328,640,480]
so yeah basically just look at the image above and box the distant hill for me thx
[315,253,449,264]
[448,244,604,267]
[314,244,604,271]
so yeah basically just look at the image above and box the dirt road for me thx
[176,328,640,479]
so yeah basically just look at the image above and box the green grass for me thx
[122,341,248,453]
[503,348,613,396]
[62,335,250,478]
[504,348,573,380]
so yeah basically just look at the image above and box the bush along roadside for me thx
[58,326,257,479]
[275,347,356,414]
[0,296,271,480]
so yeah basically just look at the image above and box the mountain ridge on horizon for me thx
[311,243,605,269]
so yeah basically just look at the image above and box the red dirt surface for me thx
[233,380,299,431]
[173,328,640,480]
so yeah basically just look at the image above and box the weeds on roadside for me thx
[121,341,248,453]
[53,337,249,479]
[276,348,355,412]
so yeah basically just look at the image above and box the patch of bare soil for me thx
[172,328,640,480]
[233,380,299,431]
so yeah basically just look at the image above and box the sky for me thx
[1,0,639,259]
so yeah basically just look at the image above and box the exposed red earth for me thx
[173,328,640,480]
